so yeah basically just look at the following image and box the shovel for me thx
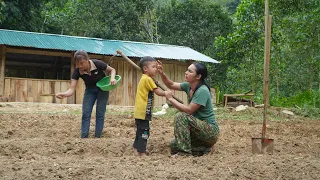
[251,116,274,154]
[252,1,274,154]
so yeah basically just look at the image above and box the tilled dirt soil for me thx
[0,102,319,180]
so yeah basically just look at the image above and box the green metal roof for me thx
[0,29,219,63]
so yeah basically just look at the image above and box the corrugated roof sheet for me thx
[0,29,219,63]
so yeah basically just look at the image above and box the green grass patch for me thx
[291,107,320,119]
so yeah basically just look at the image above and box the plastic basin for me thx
[96,75,121,91]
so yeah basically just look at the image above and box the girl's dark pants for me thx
[81,87,109,138]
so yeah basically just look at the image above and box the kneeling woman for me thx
[157,61,219,156]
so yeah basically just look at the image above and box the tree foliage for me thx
[0,0,46,31]
[40,0,155,41]
[211,0,320,108]
[157,0,232,52]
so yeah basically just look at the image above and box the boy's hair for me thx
[139,56,156,73]
[74,50,89,62]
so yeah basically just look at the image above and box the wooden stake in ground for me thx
[252,0,274,154]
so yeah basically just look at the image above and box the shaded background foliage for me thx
[156,0,232,52]
[0,0,46,31]
[207,0,319,108]
[0,0,319,109]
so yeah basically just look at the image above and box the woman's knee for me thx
[174,112,190,126]
[213,133,220,144]
[175,112,187,120]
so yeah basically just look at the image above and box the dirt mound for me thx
[0,102,319,179]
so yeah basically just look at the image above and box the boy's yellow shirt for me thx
[134,74,157,120]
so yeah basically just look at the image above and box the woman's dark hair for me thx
[193,62,211,92]
[74,50,89,62]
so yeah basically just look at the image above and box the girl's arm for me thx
[105,66,116,85]
[56,79,78,99]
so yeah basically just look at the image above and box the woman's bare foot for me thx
[170,151,191,158]
[209,145,215,154]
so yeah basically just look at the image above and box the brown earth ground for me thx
[0,102,319,180]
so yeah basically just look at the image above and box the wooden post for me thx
[224,95,228,107]
[70,51,76,104]
[70,51,75,77]
[0,45,6,96]
[251,49,255,102]
[262,0,272,139]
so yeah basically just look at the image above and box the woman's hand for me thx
[56,93,65,99]
[110,78,117,85]
[157,60,164,75]
[164,90,173,101]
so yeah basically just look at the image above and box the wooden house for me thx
[0,29,218,106]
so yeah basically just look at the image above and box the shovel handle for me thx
[116,50,140,70]
[116,50,184,104]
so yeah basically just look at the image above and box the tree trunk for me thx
[309,62,313,91]
[276,53,280,96]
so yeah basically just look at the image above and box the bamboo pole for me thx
[262,0,272,140]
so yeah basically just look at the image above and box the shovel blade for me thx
[252,138,274,154]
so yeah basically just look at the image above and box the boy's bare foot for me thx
[145,151,150,156]
[135,152,149,157]
[137,152,148,156]
[134,149,149,156]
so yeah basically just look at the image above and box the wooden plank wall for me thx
[0,46,6,96]
[3,78,73,103]
[2,49,189,106]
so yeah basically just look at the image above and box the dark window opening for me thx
[5,53,71,80]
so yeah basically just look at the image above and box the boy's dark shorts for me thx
[133,119,150,153]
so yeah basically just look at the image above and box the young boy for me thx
[133,56,166,156]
